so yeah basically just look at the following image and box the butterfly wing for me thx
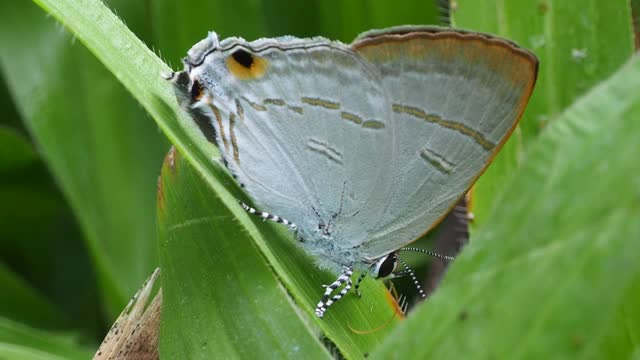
[350,26,538,259]
[179,34,395,247]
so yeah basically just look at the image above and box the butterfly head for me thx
[370,252,399,279]
[167,31,273,112]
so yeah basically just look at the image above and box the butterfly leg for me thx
[240,201,298,232]
[315,267,353,318]
[354,272,367,297]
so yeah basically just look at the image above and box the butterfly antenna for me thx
[399,247,455,261]
[397,257,426,299]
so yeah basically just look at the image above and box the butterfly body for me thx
[169,26,538,317]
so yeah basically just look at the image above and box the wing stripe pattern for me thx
[419,148,454,175]
[288,105,304,114]
[209,104,229,152]
[263,98,286,106]
[340,111,363,124]
[362,120,385,129]
[241,96,306,116]
[229,113,240,162]
[235,99,245,121]
[392,104,495,151]
[339,111,386,130]
[306,138,343,164]
[242,96,268,111]
[300,97,341,110]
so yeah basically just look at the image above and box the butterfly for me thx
[168,26,538,318]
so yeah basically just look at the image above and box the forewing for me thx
[351,26,538,258]
[184,35,394,244]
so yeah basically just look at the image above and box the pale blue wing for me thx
[351,26,538,259]
[181,34,395,252]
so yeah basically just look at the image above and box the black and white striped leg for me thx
[315,267,353,318]
[240,201,298,232]
[397,257,426,299]
[354,272,367,297]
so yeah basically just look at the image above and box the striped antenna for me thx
[397,257,426,299]
[399,247,455,261]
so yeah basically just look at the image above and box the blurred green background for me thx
[1,0,639,359]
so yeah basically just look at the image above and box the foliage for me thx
[0,0,637,359]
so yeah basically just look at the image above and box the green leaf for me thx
[0,263,68,330]
[153,0,318,67]
[0,1,168,316]
[453,0,635,224]
[0,317,92,360]
[0,126,37,173]
[151,0,273,67]
[373,54,640,359]
[0,125,103,337]
[158,149,330,359]
[0,129,105,339]
[316,1,441,41]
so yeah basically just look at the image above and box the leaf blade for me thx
[0,1,167,316]
[158,149,331,359]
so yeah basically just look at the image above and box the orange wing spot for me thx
[226,52,268,80]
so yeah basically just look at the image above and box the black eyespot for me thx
[377,253,398,278]
[231,49,254,69]
[190,79,204,101]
